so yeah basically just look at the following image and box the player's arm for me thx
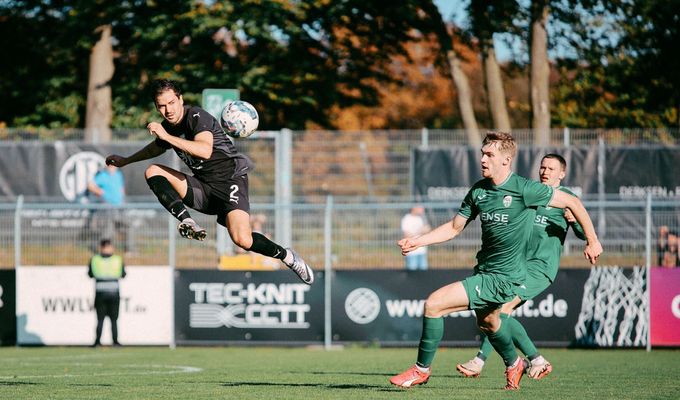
[549,190,602,263]
[398,214,468,256]
[106,141,166,168]
[147,121,213,159]
[564,208,587,240]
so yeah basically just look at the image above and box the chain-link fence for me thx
[2,127,679,146]
[1,197,677,270]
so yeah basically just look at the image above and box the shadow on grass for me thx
[68,383,114,387]
[306,371,474,380]
[0,381,41,386]
[221,381,397,391]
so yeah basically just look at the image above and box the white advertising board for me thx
[17,266,171,345]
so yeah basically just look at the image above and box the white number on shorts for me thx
[229,184,239,203]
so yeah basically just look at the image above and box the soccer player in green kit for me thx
[456,153,586,380]
[389,133,602,390]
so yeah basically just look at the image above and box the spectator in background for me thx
[88,239,126,347]
[657,225,669,265]
[88,164,125,206]
[661,230,679,268]
[401,206,431,270]
[87,164,129,251]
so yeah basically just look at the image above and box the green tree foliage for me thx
[551,0,680,128]
[0,0,444,130]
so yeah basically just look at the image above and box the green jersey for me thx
[526,186,586,282]
[458,173,554,283]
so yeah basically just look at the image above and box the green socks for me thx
[502,312,538,359]
[477,333,493,361]
[486,316,518,367]
[416,316,444,368]
[477,313,539,364]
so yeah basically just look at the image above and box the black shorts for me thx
[184,174,250,224]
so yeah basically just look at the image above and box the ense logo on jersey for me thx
[481,212,509,223]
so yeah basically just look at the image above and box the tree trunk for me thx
[531,1,551,145]
[482,41,511,132]
[447,49,481,147]
[85,25,114,143]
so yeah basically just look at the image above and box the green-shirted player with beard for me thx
[389,133,603,391]
[456,153,587,380]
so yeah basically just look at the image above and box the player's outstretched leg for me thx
[283,248,314,285]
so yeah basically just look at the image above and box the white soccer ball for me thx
[220,100,259,138]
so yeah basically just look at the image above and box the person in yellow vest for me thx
[88,239,126,347]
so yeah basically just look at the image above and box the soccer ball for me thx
[220,100,259,138]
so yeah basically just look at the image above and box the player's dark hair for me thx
[483,131,517,157]
[100,239,112,248]
[151,79,182,102]
[542,153,567,170]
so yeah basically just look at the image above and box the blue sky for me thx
[434,0,515,61]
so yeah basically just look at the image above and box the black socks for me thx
[146,175,191,222]
[248,232,287,260]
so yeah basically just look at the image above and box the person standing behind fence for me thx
[88,164,125,206]
[87,164,128,250]
[401,206,431,270]
[88,239,126,347]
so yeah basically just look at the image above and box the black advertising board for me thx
[0,270,16,345]
[332,269,625,347]
[175,270,324,344]
[332,270,480,345]
[175,268,644,347]
[413,146,598,201]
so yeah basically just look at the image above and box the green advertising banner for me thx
[201,88,240,119]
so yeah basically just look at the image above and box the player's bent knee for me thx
[145,164,166,179]
[424,295,446,317]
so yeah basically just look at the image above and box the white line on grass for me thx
[0,364,202,379]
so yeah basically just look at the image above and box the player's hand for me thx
[584,239,603,264]
[398,237,420,256]
[105,155,126,167]
[147,121,168,140]
[564,208,577,223]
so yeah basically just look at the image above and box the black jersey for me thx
[156,105,252,184]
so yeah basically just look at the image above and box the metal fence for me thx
[2,128,679,204]
[1,196,677,270]
[2,127,679,146]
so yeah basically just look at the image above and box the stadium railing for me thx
[1,196,677,270]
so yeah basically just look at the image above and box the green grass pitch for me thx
[0,346,677,399]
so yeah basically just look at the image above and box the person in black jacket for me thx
[88,239,126,347]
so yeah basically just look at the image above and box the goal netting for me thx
[574,266,648,347]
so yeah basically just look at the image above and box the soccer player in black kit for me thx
[105,79,313,284]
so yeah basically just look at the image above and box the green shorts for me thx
[519,262,553,301]
[462,273,524,310]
